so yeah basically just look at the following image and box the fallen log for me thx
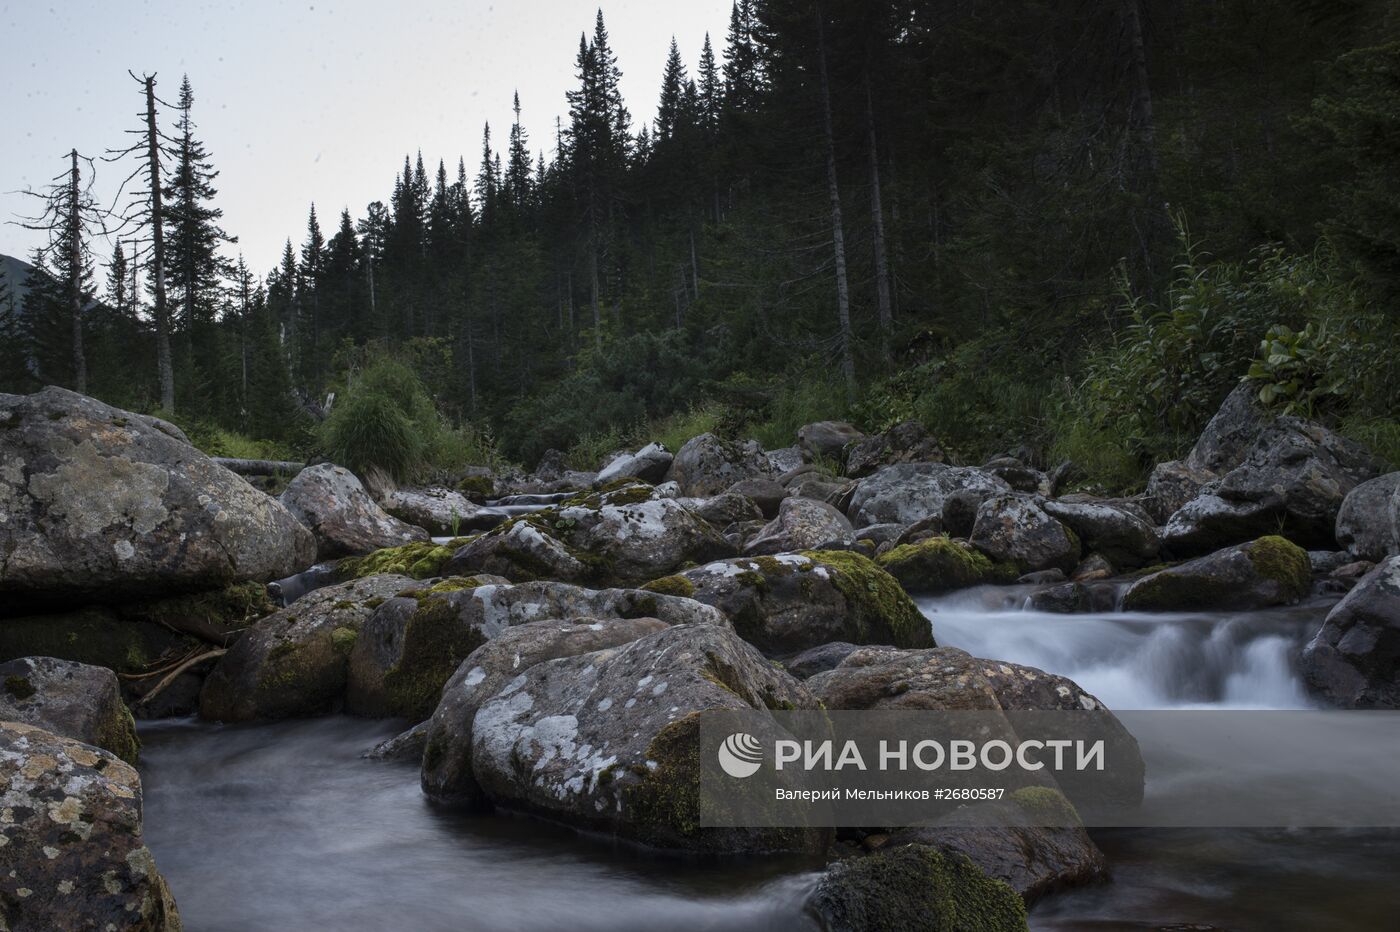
[213,456,305,477]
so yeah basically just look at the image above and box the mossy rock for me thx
[456,474,495,500]
[120,580,276,643]
[800,550,933,650]
[640,574,697,599]
[339,537,476,580]
[810,844,1029,932]
[1121,535,1311,612]
[382,596,491,721]
[876,536,1016,593]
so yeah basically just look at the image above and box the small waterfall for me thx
[918,587,1330,711]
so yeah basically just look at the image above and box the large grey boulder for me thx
[1187,382,1271,475]
[445,483,734,586]
[280,463,429,559]
[848,463,1010,528]
[595,442,674,486]
[798,421,864,462]
[0,656,139,763]
[1336,472,1400,562]
[468,623,828,852]
[1041,498,1160,568]
[420,615,670,804]
[1301,556,1400,708]
[657,551,932,656]
[970,494,1081,574]
[1121,536,1311,612]
[382,487,481,536]
[346,577,726,720]
[682,491,765,528]
[0,721,181,931]
[1162,418,1385,554]
[743,496,854,555]
[0,386,315,610]
[1144,459,1215,525]
[844,420,947,479]
[664,433,773,497]
[199,573,414,722]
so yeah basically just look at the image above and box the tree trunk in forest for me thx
[864,77,893,366]
[1122,0,1160,179]
[817,10,856,397]
[144,76,175,413]
[589,231,602,351]
[67,149,87,394]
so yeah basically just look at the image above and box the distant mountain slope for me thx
[0,253,36,315]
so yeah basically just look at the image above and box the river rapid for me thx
[137,590,1400,931]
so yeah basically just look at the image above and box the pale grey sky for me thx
[1,0,731,276]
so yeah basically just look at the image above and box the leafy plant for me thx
[1246,322,1338,415]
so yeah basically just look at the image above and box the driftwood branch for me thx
[133,649,226,709]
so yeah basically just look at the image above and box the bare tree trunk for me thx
[67,149,87,394]
[864,77,892,366]
[144,77,175,413]
[817,10,856,397]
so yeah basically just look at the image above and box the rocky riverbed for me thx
[3,384,1399,930]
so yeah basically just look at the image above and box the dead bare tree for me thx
[106,71,177,412]
[12,148,118,394]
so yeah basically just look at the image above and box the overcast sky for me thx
[1,0,731,277]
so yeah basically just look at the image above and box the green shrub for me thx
[320,387,424,480]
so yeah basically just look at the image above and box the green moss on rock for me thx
[339,537,475,580]
[1247,534,1311,600]
[97,702,142,766]
[456,474,495,499]
[876,536,1014,593]
[382,595,489,721]
[801,550,933,649]
[641,575,697,599]
[1010,786,1082,826]
[0,608,199,676]
[811,844,1029,932]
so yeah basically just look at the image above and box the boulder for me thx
[809,845,1027,932]
[743,497,854,555]
[983,456,1048,494]
[595,442,674,486]
[808,646,1143,808]
[844,420,947,479]
[1143,459,1214,524]
[888,794,1108,903]
[662,551,932,655]
[724,477,789,518]
[382,487,481,536]
[0,607,201,680]
[764,446,805,475]
[468,623,829,852]
[848,463,1010,528]
[798,421,865,462]
[0,656,139,763]
[347,577,724,721]
[1041,498,1160,568]
[782,641,873,679]
[420,615,670,804]
[1336,472,1400,562]
[785,470,848,505]
[1121,536,1311,612]
[445,483,734,586]
[280,463,429,559]
[1162,418,1385,554]
[1301,556,1400,708]
[1187,382,1271,475]
[854,523,906,549]
[970,494,1081,575]
[199,573,414,721]
[0,386,315,610]
[0,722,182,931]
[683,491,765,528]
[363,720,430,761]
[875,537,1014,594]
[721,519,769,552]
[664,433,774,497]
[1071,553,1115,582]
[1027,582,1118,614]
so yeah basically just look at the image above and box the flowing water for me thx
[138,587,1400,931]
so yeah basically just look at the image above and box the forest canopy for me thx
[4,0,1398,488]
